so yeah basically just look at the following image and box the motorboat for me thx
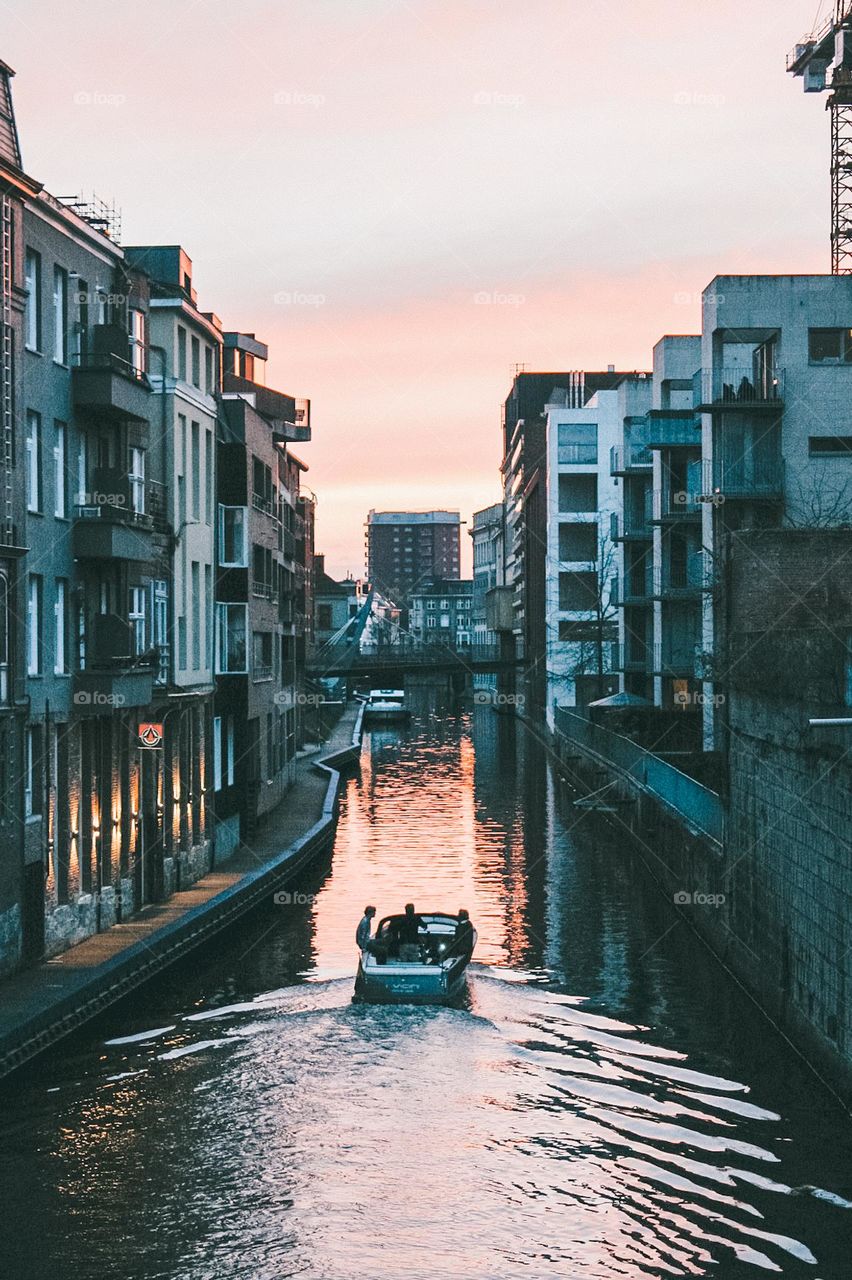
[362,688,410,724]
[355,912,477,1005]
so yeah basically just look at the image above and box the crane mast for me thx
[788,2,852,271]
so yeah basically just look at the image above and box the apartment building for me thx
[212,332,311,846]
[545,379,651,720]
[501,369,634,709]
[366,510,460,611]
[470,503,503,647]
[408,579,473,647]
[0,61,38,974]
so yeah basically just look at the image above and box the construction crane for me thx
[788,2,852,272]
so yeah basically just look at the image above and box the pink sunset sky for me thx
[3,0,833,576]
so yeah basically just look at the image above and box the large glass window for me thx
[219,506,248,567]
[558,474,598,513]
[557,422,598,464]
[24,248,40,350]
[216,602,248,673]
[129,308,146,374]
[129,446,145,515]
[129,585,146,656]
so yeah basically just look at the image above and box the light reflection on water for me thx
[1,688,851,1280]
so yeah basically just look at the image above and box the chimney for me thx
[314,553,325,576]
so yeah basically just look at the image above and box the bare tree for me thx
[786,474,852,529]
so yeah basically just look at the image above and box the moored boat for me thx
[362,688,410,724]
[355,911,476,1005]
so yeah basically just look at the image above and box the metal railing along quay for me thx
[554,706,724,845]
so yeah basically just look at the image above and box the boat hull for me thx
[354,955,471,1005]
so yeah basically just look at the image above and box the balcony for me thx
[72,469,154,562]
[651,642,700,677]
[610,443,652,475]
[697,366,784,412]
[644,412,701,449]
[612,642,652,673]
[74,615,153,713]
[645,485,702,524]
[72,326,151,423]
[700,458,784,502]
[653,551,708,598]
[610,508,652,543]
[615,568,654,606]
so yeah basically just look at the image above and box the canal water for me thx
[1,690,851,1280]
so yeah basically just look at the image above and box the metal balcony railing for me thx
[700,457,784,501]
[651,641,702,676]
[653,551,708,596]
[609,443,652,475]
[612,507,652,541]
[699,366,784,409]
[611,641,652,672]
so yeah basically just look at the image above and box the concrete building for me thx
[470,503,504,647]
[698,274,852,747]
[545,380,651,719]
[501,370,635,710]
[408,579,473,647]
[366,510,460,610]
[213,331,311,848]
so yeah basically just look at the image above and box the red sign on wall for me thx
[138,722,164,750]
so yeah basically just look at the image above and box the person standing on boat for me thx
[398,902,425,961]
[356,905,376,952]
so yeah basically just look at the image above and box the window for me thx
[808,436,852,456]
[252,456,273,513]
[152,579,168,683]
[191,421,200,520]
[559,522,598,562]
[0,573,8,702]
[129,446,145,515]
[53,266,68,363]
[557,422,598,464]
[226,716,235,785]
[177,325,187,380]
[213,716,223,792]
[266,713,274,780]
[427,615,437,629]
[26,410,41,512]
[54,579,68,674]
[426,599,436,609]
[317,604,332,631]
[191,334,200,387]
[558,474,598,513]
[253,631,273,680]
[205,428,213,524]
[559,571,598,612]
[27,575,42,674]
[76,433,88,506]
[253,544,274,598]
[204,564,212,669]
[219,505,248,566]
[808,328,852,364]
[129,309,146,374]
[53,421,67,518]
[129,586,146,657]
[205,346,214,394]
[216,602,248,673]
[25,725,42,818]
[191,561,200,669]
[24,248,41,350]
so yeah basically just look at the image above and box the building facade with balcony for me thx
[470,502,504,647]
[545,379,650,720]
[214,331,311,847]
[366,510,460,617]
[501,370,636,710]
[698,275,852,747]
